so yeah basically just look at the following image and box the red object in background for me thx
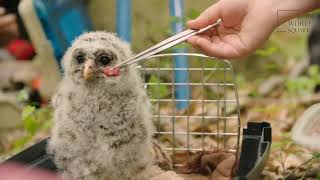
[104,67,120,77]
[31,77,49,107]
[6,39,35,60]
[32,77,41,91]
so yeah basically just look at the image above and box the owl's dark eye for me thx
[76,55,85,64]
[99,56,111,66]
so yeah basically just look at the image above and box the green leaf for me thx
[308,65,319,76]
[285,76,316,95]
[308,65,320,82]
[21,105,41,135]
[37,107,53,122]
[313,152,320,160]
[41,119,53,131]
[249,89,259,97]
[17,89,29,103]
[187,9,201,20]
[12,135,32,153]
[21,105,36,120]
[255,46,279,57]
[23,115,39,135]
[148,75,169,99]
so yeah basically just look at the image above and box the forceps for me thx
[116,19,221,69]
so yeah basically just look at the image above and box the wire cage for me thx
[3,53,270,179]
[139,53,241,167]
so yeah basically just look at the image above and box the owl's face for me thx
[62,32,134,86]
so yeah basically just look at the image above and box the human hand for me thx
[0,7,19,46]
[188,0,320,59]
[0,162,59,180]
[187,0,277,59]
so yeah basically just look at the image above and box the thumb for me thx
[187,3,221,29]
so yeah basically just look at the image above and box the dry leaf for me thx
[150,171,184,180]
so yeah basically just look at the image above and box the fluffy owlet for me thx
[47,32,168,180]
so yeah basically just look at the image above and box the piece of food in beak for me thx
[104,67,120,77]
[83,59,95,80]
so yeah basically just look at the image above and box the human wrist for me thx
[270,0,320,26]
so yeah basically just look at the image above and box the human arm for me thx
[187,0,320,59]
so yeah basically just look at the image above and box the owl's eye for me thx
[76,55,85,64]
[99,56,111,66]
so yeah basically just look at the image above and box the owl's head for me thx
[62,32,137,87]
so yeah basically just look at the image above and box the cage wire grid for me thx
[139,53,241,167]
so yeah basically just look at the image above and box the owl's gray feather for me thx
[47,31,164,180]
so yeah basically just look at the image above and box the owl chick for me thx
[48,32,165,180]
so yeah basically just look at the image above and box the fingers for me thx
[188,35,241,59]
[187,30,215,46]
[195,37,225,58]
[187,3,221,29]
[187,35,221,56]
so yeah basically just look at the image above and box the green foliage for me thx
[285,76,315,95]
[285,65,320,95]
[308,65,320,83]
[17,89,29,103]
[148,75,169,99]
[308,9,320,15]
[173,42,189,50]
[272,132,292,150]
[255,46,279,57]
[235,73,245,86]
[17,89,41,107]
[11,106,53,152]
[248,89,259,98]
[22,106,38,135]
[12,135,32,152]
[170,16,185,24]
[264,61,282,73]
[186,8,201,20]
[22,106,53,135]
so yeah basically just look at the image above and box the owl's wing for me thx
[51,92,62,109]
[51,79,69,109]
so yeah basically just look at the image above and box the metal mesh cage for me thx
[140,53,241,166]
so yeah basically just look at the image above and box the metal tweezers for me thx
[116,19,221,68]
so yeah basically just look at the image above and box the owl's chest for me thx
[68,92,138,124]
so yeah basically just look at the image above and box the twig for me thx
[258,75,285,96]
[283,156,317,180]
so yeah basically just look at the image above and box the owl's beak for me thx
[83,59,95,80]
